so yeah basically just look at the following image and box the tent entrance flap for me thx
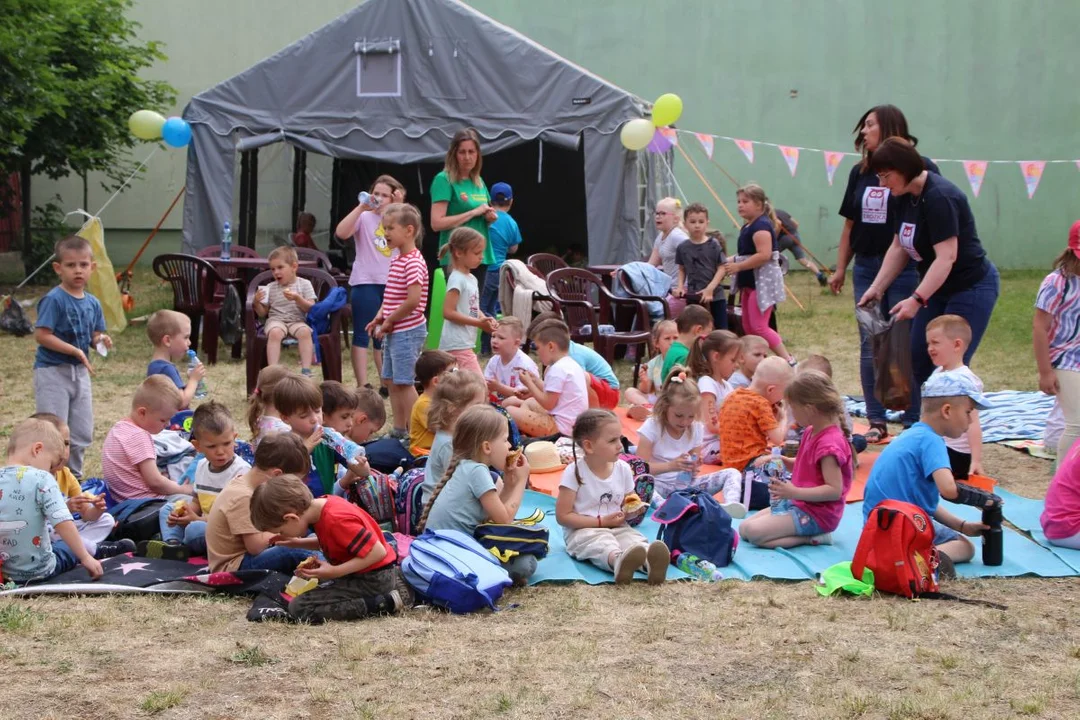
[333,138,587,268]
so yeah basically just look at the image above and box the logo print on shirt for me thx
[373,223,392,257]
[862,187,889,224]
[898,222,922,261]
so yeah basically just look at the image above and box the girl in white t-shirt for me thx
[439,228,499,375]
[625,319,677,417]
[687,330,742,464]
[635,369,746,515]
[556,409,669,584]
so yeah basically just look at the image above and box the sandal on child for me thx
[613,545,647,584]
[865,424,889,444]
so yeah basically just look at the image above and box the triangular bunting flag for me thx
[1019,161,1046,199]
[658,127,677,145]
[824,152,845,186]
[778,145,799,177]
[695,133,714,160]
[1075,160,1080,172]
[733,138,754,164]
[962,161,989,198]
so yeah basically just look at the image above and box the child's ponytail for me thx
[247,365,292,439]
[417,455,461,534]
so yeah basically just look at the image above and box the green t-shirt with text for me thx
[430,170,494,266]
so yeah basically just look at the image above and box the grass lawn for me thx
[1,268,1077,720]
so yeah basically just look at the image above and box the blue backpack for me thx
[652,489,739,568]
[401,529,512,613]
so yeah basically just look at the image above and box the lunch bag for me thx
[652,489,738,568]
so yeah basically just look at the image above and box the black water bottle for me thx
[982,505,1003,566]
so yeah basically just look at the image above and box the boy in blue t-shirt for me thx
[862,371,997,567]
[480,182,522,352]
[146,309,207,409]
[33,236,112,477]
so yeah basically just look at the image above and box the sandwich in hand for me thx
[621,493,647,518]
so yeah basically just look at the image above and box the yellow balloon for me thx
[128,110,167,141]
[652,93,683,127]
[620,118,655,151]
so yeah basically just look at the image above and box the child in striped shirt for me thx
[366,204,430,439]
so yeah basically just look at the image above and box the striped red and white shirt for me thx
[384,249,429,333]
[101,418,159,501]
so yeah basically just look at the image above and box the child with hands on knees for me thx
[439,227,498,375]
[729,334,770,389]
[556,410,670,585]
[31,413,130,560]
[484,316,538,402]
[625,319,677,419]
[418,405,536,584]
[687,330,741,464]
[253,246,318,375]
[420,370,490,507]
[250,473,410,624]
[739,371,853,548]
[0,419,106,583]
[635,368,746,516]
[145,309,207,409]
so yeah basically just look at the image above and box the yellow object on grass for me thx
[76,215,128,334]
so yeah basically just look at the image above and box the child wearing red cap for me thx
[1034,220,1080,462]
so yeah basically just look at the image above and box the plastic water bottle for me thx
[186,350,208,400]
[220,221,232,261]
[676,452,697,488]
[673,551,723,582]
[358,191,382,208]
[767,447,788,512]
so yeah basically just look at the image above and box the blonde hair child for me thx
[437,227,497,375]
[738,371,853,548]
[417,405,535,584]
[420,370,490,507]
[556,410,670,584]
[625,319,677,416]
[247,365,293,443]
[635,367,746,513]
[687,330,742,463]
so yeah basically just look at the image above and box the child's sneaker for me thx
[809,533,833,546]
[645,540,670,585]
[613,545,647,585]
[136,539,190,562]
[720,501,747,519]
[94,539,136,559]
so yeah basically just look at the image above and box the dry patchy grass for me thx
[0,268,1069,719]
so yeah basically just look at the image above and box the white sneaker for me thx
[613,545,647,585]
[645,540,670,585]
[720,501,747,519]
[810,533,833,546]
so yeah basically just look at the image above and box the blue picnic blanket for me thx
[845,391,1056,443]
[992,488,1080,573]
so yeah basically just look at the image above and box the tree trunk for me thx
[20,161,31,254]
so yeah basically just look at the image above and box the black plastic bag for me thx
[856,303,912,411]
[0,297,33,337]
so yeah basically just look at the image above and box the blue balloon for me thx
[161,117,192,148]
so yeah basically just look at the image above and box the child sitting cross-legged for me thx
[145,309,207,410]
[862,372,996,570]
[101,376,191,512]
[0,419,107,584]
[409,350,457,456]
[484,316,538,402]
[250,473,411,623]
[205,432,318,574]
[556,409,670,585]
[504,317,588,438]
[738,371,853,548]
[142,401,251,560]
[31,413,132,560]
[635,367,746,516]
[526,312,621,409]
[419,370,489,507]
[418,405,536,584]
[252,246,318,376]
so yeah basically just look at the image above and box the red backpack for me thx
[851,500,939,598]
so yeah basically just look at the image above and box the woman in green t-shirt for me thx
[430,128,497,283]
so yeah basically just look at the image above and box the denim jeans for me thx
[852,255,919,425]
[909,262,1000,418]
[50,538,78,577]
[480,266,502,353]
[158,501,207,555]
[238,545,319,574]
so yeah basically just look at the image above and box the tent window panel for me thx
[417,38,468,100]
[356,51,401,97]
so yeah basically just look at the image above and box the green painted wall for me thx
[34,0,1080,268]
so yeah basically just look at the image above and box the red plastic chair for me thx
[153,254,245,364]
[527,253,568,278]
[244,268,345,394]
[546,268,651,379]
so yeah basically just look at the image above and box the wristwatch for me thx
[911,291,928,307]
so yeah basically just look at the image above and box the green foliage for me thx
[23,198,73,283]
[0,0,176,197]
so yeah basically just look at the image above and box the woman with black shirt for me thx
[831,105,940,439]
[858,138,1000,417]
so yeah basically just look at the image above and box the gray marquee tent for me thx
[181,0,658,264]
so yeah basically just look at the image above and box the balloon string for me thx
[95,147,159,218]
[656,151,690,207]
[675,143,741,230]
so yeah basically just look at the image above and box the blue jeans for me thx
[852,255,920,425]
[158,499,208,555]
[909,263,1000,419]
[480,266,502,353]
[381,324,427,386]
[238,545,319,574]
[50,538,78,577]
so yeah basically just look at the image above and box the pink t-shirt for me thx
[790,424,853,533]
[1042,439,1080,540]
[349,211,398,286]
[101,419,158,501]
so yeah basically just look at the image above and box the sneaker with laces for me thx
[136,539,190,561]
[94,538,136,560]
